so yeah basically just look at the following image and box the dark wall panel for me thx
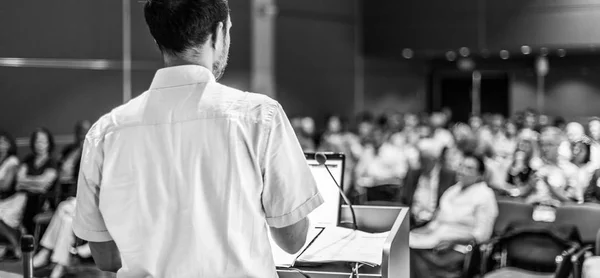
[0,0,122,59]
[0,68,122,138]
[275,0,356,121]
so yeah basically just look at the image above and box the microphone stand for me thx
[316,153,358,230]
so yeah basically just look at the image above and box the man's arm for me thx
[269,217,309,254]
[260,102,324,253]
[72,133,121,272]
[89,241,122,272]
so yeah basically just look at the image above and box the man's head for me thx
[75,120,91,143]
[144,0,231,80]
[457,152,485,187]
[417,139,441,173]
[589,118,600,140]
[539,127,564,162]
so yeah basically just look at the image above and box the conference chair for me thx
[556,204,600,278]
[480,202,584,278]
[581,229,600,278]
[32,179,62,249]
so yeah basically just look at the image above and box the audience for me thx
[17,128,59,237]
[32,121,92,277]
[400,140,457,228]
[0,131,23,258]
[409,153,498,278]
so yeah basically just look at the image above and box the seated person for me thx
[400,140,457,228]
[584,168,600,203]
[354,128,408,202]
[517,127,579,206]
[32,198,91,278]
[57,120,90,199]
[32,121,92,278]
[0,131,26,258]
[409,153,498,278]
[17,128,59,235]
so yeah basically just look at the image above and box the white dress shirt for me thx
[73,65,323,278]
[410,182,498,249]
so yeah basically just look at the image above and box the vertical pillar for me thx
[472,71,482,116]
[251,0,277,98]
[354,0,365,115]
[535,56,549,113]
[122,0,132,103]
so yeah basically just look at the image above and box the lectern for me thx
[277,205,410,278]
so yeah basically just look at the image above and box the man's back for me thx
[73,66,323,277]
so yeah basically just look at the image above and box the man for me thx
[58,120,91,199]
[73,1,323,277]
[400,139,456,228]
[521,127,579,205]
[409,153,498,278]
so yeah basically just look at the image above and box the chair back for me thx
[494,198,535,236]
[555,203,600,248]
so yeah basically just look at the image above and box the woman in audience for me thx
[17,128,59,235]
[409,152,498,278]
[0,131,25,258]
[588,117,600,168]
[571,138,597,202]
[32,121,93,277]
[584,168,600,203]
[504,148,534,197]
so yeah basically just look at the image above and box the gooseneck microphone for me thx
[315,152,358,230]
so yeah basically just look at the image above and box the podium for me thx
[277,205,410,278]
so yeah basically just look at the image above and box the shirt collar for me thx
[149,65,216,89]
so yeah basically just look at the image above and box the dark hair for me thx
[144,0,230,55]
[30,128,55,156]
[0,130,17,160]
[356,111,374,124]
[463,152,486,175]
[573,139,592,164]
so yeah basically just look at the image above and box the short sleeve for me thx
[73,136,112,242]
[261,103,324,228]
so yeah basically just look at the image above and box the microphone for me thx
[315,152,358,230]
[21,235,34,278]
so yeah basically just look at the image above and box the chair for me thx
[479,200,579,278]
[557,204,600,278]
[32,180,61,249]
[493,198,535,236]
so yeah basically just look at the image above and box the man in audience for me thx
[400,139,456,228]
[409,152,498,278]
[520,127,580,205]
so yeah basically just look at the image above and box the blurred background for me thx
[4,0,600,277]
[4,0,600,144]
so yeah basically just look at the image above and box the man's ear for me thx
[211,21,225,49]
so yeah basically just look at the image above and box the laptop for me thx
[304,152,345,228]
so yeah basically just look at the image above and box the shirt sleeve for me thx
[73,135,113,242]
[261,103,324,228]
[472,189,499,243]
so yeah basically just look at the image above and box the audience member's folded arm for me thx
[471,195,499,244]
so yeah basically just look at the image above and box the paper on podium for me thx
[296,226,390,267]
[269,227,324,267]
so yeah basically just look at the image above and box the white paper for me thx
[270,227,323,267]
[306,160,343,227]
[296,226,390,266]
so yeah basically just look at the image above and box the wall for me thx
[274,0,357,124]
[0,0,251,141]
[363,58,428,114]
[510,58,600,122]
[364,0,600,58]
